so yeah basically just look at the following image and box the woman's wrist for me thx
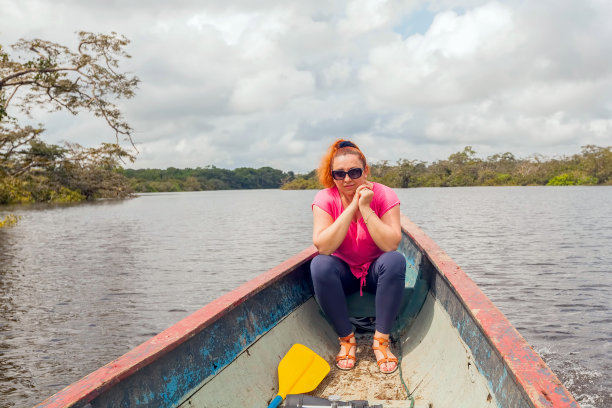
[347,200,360,213]
[363,209,376,224]
[359,203,372,213]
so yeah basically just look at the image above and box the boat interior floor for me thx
[312,331,409,403]
[312,332,431,407]
[179,296,497,408]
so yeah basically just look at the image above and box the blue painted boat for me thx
[36,215,578,407]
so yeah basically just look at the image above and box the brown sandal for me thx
[372,336,398,374]
[335,333,356,370]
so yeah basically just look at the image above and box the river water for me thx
[0,187,610,408]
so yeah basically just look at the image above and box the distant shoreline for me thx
[123,145,612,192]
[2,146,610,207]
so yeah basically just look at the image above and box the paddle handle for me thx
[267,395,283,408]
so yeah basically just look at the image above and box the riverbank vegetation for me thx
[0,214,19,228]
[3,145,610,209]
[120,166,290,192]
[282,145,612,189]
[1,32,138,208]
[0,140,134,205]
[118,145,611,192]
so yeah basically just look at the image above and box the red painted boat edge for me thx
[35,246,318,408]
[400,215,578,408]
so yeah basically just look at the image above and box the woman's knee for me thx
[378,251,406,279]
[310,254,340,284]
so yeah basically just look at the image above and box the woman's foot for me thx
[372,332,398,374]
[336,333,357,370]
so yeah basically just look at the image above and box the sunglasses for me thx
[331,167,363,180]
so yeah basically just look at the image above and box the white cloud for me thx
[322,60,353,87]
[187,12,255,45]
[339,0,394,36]
[360,1,517,109]
[229,68,315,113]
[0,0,610,171]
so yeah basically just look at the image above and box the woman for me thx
[311,139,406,374]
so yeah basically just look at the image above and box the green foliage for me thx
[547,172,598,186]
[491,173,512,185]
[50,186,85,202]
[547,174,575,186]
[122,165,291,192]
[281,145,612,190]
[369,159,429,188]
[0,32,138,207]
[0,140,133,204]
[0,214,20,228]
[0,176,33,204]
[578,145,612,183]
[280,177,322,190]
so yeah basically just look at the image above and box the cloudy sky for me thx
[1,0,611,172]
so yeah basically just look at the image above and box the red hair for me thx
[317,139,368,188]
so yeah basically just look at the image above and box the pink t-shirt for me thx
[312,182,400,293]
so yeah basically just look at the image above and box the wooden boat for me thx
[37,215,579,408]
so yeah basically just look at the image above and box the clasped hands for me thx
[347,181,374,214]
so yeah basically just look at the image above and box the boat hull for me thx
[36,215,578,408]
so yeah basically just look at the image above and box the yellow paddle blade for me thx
[277,344,330,399]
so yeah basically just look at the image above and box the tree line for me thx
[281,145,612,189]
[120,166,292,192]
[120,144,612,193]
[2,145,611,207]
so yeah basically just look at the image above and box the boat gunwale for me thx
[400,215,577,408]
[35,246,318,408]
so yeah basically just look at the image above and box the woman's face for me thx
[331,153,367,195]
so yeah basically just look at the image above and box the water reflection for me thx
[0,230,36,403]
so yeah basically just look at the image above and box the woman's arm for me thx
[312,198,358,255]
[358,184,401,252]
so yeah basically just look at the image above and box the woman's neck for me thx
[340,191,355,206]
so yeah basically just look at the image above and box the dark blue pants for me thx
[310,252,406,337]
